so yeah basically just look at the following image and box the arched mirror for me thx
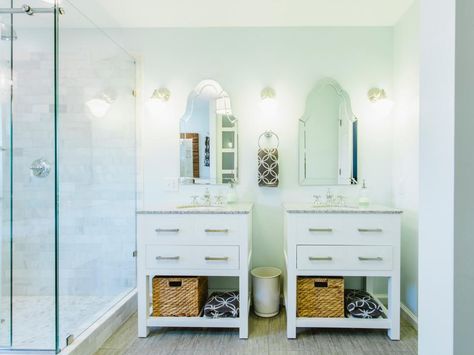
[299,78,358,185]
[179,80,238,185]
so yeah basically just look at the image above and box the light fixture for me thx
[260,87,278,117]
[0,68,13,88]
[147,87,170,114]
[215,93,232,115]
[150,87,170,102]
[368,87,394,117]
[86,93,115,118]
[0,23,17,41]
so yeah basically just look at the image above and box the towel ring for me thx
[258,130,280,149]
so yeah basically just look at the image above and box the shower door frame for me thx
[0,2,61,353]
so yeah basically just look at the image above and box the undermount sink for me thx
[176,204,224,210]
[312,205,359,209]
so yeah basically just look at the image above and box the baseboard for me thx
[60,289,137,355]
[400,302,418,330]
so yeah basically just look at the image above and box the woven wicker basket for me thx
[297,277,344,318]
[152,276,208,317]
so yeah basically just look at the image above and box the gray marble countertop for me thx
[137,203,253,215]
[283,203,403,214]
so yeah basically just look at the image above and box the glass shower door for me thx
[0,0,58,351]
[0,7,13,348]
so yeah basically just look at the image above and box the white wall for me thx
[120,27,395,273]
[419,0,455,353]
[393,2,420,317]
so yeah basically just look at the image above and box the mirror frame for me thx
[298,78,358,186]
[179,79,239,185]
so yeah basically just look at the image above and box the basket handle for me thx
[314,281,328,288]
[169,281,182,287]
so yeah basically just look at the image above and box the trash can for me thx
[251,267,281,317]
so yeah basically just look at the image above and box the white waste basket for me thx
[251,267,281,317]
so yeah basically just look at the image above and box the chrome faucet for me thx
[202,188,212,206]
[326,188,334,204]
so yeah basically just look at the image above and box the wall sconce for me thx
[260,87,278,117]
[368,87,394,117]
[86,92,116,118]
[147,87,170,113]
[150,87,171,102]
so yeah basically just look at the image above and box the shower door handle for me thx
[30,158,51,178]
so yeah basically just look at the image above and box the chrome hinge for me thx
[66,334,74,346]
[339,168,341,175]
[132,250,137,257]
[132,89,137,97]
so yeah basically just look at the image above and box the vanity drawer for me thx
[146,245,240,270]
[194,215,244,242]
[297,245,393,271]
[139,215,195,244]
[296,214,398,245]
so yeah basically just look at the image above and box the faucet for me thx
[202,188,212,206]
[326,188,334,205]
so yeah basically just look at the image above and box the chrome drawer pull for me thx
[205,256,229,261]
[309,228,333,232]
[358,257,383,261]
[156,256,180,260]
[205,229,229,233]
[358,228,383,233]
[155,228,180,233]
[309,256,333,261]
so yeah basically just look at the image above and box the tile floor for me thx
[96,310,418,355]
[0,295,116,350]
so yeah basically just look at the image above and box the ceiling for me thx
[67,0,416,28]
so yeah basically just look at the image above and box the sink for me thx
[176,205,224,211]
[312,205,359,209]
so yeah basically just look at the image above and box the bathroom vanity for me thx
[137,203,253,339]
[283,204,402,339]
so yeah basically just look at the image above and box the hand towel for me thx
[258,148,279,187]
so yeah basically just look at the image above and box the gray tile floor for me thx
[96,310,418,355]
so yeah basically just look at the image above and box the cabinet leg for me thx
[286,270,297,339]
[239,271,249,339]
[239,325,248,339]
[387,276,400,340]
[138,274,150,338]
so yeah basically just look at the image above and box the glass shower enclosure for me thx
[0,1,136,352]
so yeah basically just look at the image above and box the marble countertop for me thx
[283,203,403,214]
[137,203,253,215]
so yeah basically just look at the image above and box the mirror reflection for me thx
[180,80,238,185]
[299,78,358,185]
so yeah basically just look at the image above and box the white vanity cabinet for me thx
[137,204,252,339]
[283,204,402,340]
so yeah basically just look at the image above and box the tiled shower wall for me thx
[2,30,136,301]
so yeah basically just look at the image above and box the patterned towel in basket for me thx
[203,291,239,318]
[345,289,384,319]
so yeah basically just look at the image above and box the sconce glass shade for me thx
[147,87,171,114]
[0,23,17,41]
[368,88,393,117]
[260,87,278,117]
[215,94,232,115]
[261,87,276,100]
[86,93,115,118]
[150,87,171,102]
